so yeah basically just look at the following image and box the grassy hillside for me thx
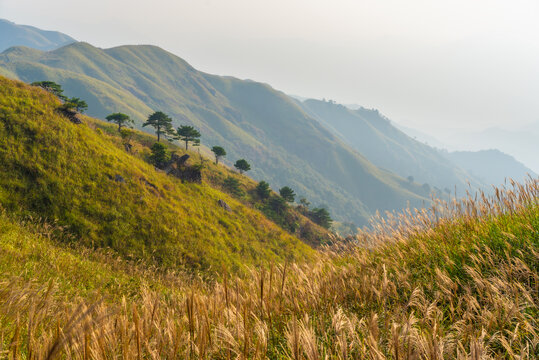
[0,174,536,357]
[0,76,314,272]
[299,99,483,191]
[0,42,429,226]
[0,18,75,52]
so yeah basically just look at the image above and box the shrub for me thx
[149,142,169,168]
[255,181,271,199]
[223,177,244,197]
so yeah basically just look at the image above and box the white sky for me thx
[2,0,539,134]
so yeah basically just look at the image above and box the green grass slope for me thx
[299,99,483,191]
[0,42,429,226]
[0,76,313,272]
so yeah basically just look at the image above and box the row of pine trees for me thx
[31,81,333,230]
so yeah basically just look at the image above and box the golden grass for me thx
[0,178,537,358]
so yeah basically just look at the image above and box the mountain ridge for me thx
[0,41,429,226]
[446,149,537,186]
[0,18,75,52]
[298,98,482,191]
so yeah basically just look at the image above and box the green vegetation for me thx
[106,112,133,131]
[142,110,174,142]
[176,125,201,150]
[0,76,313,272]
[211,145,226,164]
[0,173,536,358]
[234,158,251,174]
[223,176,244,197]
[31,80,88,115]
[87,106,331,248]
[0,42,430,226]
[308,207,333,229]
[149,142,169,168]
[64,96,88,113]
[279,186,296,203]
[255,180,271,199]
[31,80,67,100]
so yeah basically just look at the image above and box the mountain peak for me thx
[0,18,75,52]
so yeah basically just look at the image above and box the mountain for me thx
[0,76,316,272]
[0,42,429,226]
[298,99,482,191]
[445,149,537,186]
[0,19,75,52]
[438,124,539,174]
[391,122,449,149]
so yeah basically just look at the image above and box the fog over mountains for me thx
[1,18,535,226]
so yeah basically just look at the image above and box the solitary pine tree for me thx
[234,159,251,174]
[176,125,201,150]
[106,113,133,131]
[211,146,226,164]
[279,186,296,203]
[143,111,174,142]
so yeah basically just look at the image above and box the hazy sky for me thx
[2,0,539,134]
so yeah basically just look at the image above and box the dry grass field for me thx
[0,178,537,359]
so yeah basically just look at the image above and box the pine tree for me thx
[211,146,226,164]
[279,186,296,203]
[234,159,251,174]
[176,125,201,150]
[143,111,174,142]
[106,113,134,131]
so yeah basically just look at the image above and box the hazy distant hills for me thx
[445,149,537,186]
[439,125,539,175]
[298,99,481,190]
[315,99,537,191]
[0,42,429,226]
[0,19,75,52]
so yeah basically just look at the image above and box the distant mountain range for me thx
[445,149,537,186]
[303,99,536,189]
[0,41,432,226]
[439,125,539,175]
[0,19,75,52]
[297,99,481,191]
[1,20,534,226]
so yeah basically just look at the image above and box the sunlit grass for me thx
[0,76,313,273]
[0,177,537,358]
